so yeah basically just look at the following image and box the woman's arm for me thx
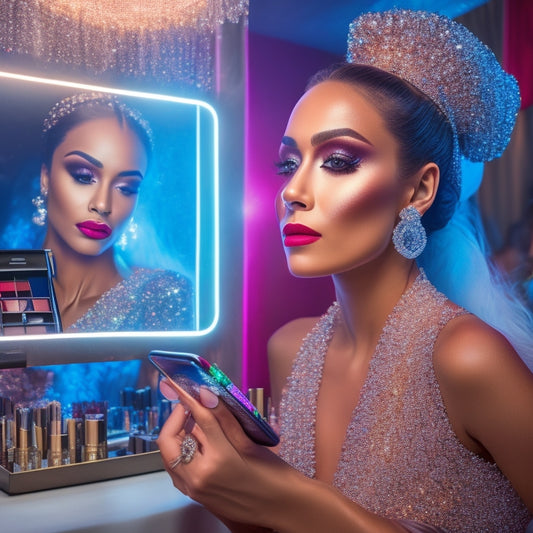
[434,314,533,512]
[156,384,410,533]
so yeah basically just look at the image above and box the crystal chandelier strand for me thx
[0,0,249,90]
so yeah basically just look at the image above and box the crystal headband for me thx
[42,92,152,143]
[346,9,520,163]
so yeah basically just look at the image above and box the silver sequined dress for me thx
[279,273,531,532]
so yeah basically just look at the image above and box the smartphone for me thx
[148,350,279,447]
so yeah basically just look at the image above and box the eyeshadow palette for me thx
[0,250,62,335]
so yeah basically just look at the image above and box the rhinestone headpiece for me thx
[347,9,520,164]
[42,92,152,144]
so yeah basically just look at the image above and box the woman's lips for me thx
[283,223,321,247]
[76,220,112,240]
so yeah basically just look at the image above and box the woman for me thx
[27,93,194,405]
[38,91,193,332]
[157,10,533,532]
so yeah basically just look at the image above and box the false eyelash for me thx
[320,154,362,174]
[274,158,299,176]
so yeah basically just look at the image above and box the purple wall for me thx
[242,33,341,393]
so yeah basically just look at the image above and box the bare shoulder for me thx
[433,311,533,462]
[433,312,530,387]
[268,317,318,359]
[267,316,320,409]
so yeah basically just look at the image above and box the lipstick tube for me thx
[33,406,48,467]
[14,407,31,471]
[0,415,15,471]
[47,401,69,467]
[66,417,84,464]
[83,414,107,462]
[247,388,265,418]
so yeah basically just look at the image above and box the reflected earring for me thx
[31,191,48,226]
[117,218,138,251]
[392,206,427,259]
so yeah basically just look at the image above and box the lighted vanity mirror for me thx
[0,71,219,358]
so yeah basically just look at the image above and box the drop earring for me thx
[31,191,48,226]
[392,205,427,259]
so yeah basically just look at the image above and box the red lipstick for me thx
[283,223,321,247]
[76,220,112,240]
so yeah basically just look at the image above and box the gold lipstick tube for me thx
[247,387,265,418]
[33,406,47,467]
[83,414,107,462]
[14,407,31,471]
[0,415,15,471]
[47,401,69,467]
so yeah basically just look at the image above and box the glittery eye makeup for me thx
[64,154,142,196]
[65,162,96,185]
[317,136,374,175]
[276,139,301,177]
[276,130,374,178]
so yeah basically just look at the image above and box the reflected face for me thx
[276,80,408,278]
[42,117,148,257]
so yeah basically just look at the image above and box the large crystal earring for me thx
[31,191,48,226]
[392,206,427,259]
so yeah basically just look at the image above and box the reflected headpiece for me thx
[42,92,152,145]
[347,9,520,164]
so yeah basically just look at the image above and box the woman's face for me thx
[276,80,411,278]
[42,116,148,257]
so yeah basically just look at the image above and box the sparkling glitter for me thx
[42,93,153,143]
[280,272,531,531]
[0,0,249,90]
[70,267,194,332]
[347,10,520,166]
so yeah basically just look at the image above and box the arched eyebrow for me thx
[65,150,103,168]
[311,128,373,147]
[65,150,144,179]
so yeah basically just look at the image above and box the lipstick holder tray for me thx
[0,447,163,494]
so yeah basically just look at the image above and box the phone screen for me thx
[148,351,279,446]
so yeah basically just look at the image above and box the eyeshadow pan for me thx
[14,280,31,297]
[0,250,62,336]
[32,299,51,312]
[2,300,28,313]
[2,326,25,336]
[0,281,16,293]
[24,325,48,334]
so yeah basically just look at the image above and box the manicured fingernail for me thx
[199,386,219,408]
[159,378,180,401]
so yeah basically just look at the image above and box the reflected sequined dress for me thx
[70,267,194,332]
[279,273,531,532]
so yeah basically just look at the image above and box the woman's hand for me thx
[156,379,290,529]
[156,380,411,533]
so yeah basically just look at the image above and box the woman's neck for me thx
[43,235,123,327]
[331,257,418,356]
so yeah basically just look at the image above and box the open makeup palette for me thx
[0,250,62,336]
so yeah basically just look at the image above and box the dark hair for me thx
[307,63,459,233]
[42,95,153,172]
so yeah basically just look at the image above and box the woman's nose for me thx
[89,186,112,216]
[280,172,312,211]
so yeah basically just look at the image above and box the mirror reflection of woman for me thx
[16,93,195,405]
[37,92,193,332]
